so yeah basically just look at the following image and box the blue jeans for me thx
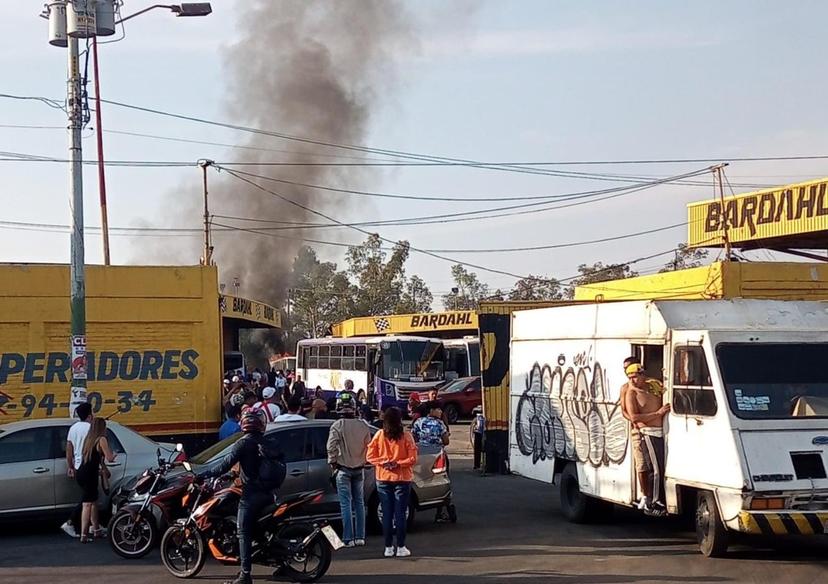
[237,489,272,575]
[335,467,365,543]
[376,481,411,548]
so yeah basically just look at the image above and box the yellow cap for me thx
[625,363,644,376]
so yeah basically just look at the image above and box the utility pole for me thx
[92,37,110,265]
[198,159,214,265]
[714,163,732,261]
[68,35,88,416]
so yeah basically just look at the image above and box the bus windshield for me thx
[380,339,444,382]
[717,343,828,419]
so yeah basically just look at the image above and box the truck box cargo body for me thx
[509,299,828,555]
[0,264,222,441]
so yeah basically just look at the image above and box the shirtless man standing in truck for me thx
[624,362,671,516]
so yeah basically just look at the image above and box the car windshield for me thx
[380,340,444,382]
[189,433,243,465]
[716,343,828,419]
[439,378,470,394]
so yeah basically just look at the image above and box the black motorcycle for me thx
[108,443,190,558]
[160,462,339,582]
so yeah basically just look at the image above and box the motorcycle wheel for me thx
[280,526,332,583]
[160,524,206,579]
[108,509,158,559]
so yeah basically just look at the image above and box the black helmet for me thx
[240,408,266,433]
[336,390,357,414]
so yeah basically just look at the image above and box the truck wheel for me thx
[559,463,589,523]
[696,490,729,557]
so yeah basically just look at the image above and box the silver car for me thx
[157,419,453,532]
[0,418,177,520]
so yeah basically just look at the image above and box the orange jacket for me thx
[366,429,418,482]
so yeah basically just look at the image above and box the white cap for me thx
[223,379,230,385]
[263,387,276,399]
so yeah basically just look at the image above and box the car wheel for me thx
[443,404,459,424]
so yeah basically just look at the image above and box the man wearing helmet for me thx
[200,409,271,584]
[327,390,372,546]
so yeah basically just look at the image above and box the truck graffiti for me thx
[515,352,628,467]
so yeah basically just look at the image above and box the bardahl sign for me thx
[687,178,828,248]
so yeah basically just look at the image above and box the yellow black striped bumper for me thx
[738,511,828,535]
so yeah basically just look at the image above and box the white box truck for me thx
[509,299,828,556]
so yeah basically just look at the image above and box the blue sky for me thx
[2,1,827,300]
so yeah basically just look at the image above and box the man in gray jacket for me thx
[327,390,372,546]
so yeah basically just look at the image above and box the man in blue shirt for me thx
[219,405,242,440]
[412,402,450,447]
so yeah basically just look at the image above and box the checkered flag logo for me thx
[219,296,227,313]
[374,317,391,333]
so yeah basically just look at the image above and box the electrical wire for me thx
[217,165,695,285]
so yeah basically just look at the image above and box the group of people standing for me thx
[328,386,456,557]
[219,368,330,439]
[61,402,118,542]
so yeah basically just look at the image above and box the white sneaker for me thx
[344,541,355,548]
[354,539,366,547]
[61,521,79,538]
[395,546,411,557]
[384,546,395,557]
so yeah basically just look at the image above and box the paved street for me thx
[2,431,826,584]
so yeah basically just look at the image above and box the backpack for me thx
[257,440,286,491]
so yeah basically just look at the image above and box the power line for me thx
[5,93,828,170]
[216,164,699,285]
[218,166,714,227]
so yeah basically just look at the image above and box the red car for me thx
[436,376,481,423]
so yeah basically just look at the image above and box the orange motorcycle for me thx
[159,462,341,582]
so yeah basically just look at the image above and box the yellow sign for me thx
[220,295,281,328]
[333,311,478,338]
[688,177,828,248]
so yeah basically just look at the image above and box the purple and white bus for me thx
[296,335,445,409]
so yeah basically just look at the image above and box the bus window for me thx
[342,345,355,370]
[330,345,342,370]
[318,346,330,369]
[469,344,481,376]
[308,346,319,369]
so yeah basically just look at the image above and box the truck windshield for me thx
[716,343,828,419]
[380,340,444,382]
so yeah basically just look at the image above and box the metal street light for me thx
[116,3,213,24]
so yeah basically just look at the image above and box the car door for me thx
[307,425,340,516]
[53,423,83,511]
[0,426,56,515]
[263,426,309,497]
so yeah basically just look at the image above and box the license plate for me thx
[320,525,345,550]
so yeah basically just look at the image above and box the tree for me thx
[346,234,416,316]
[442,264,491,310]
[397,275,433,313]
[569,261,638,294]
[287,247,355,340]
[660,243,709,272]
[509,276,567,301]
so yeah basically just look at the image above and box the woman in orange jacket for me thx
[366,406,418,558]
